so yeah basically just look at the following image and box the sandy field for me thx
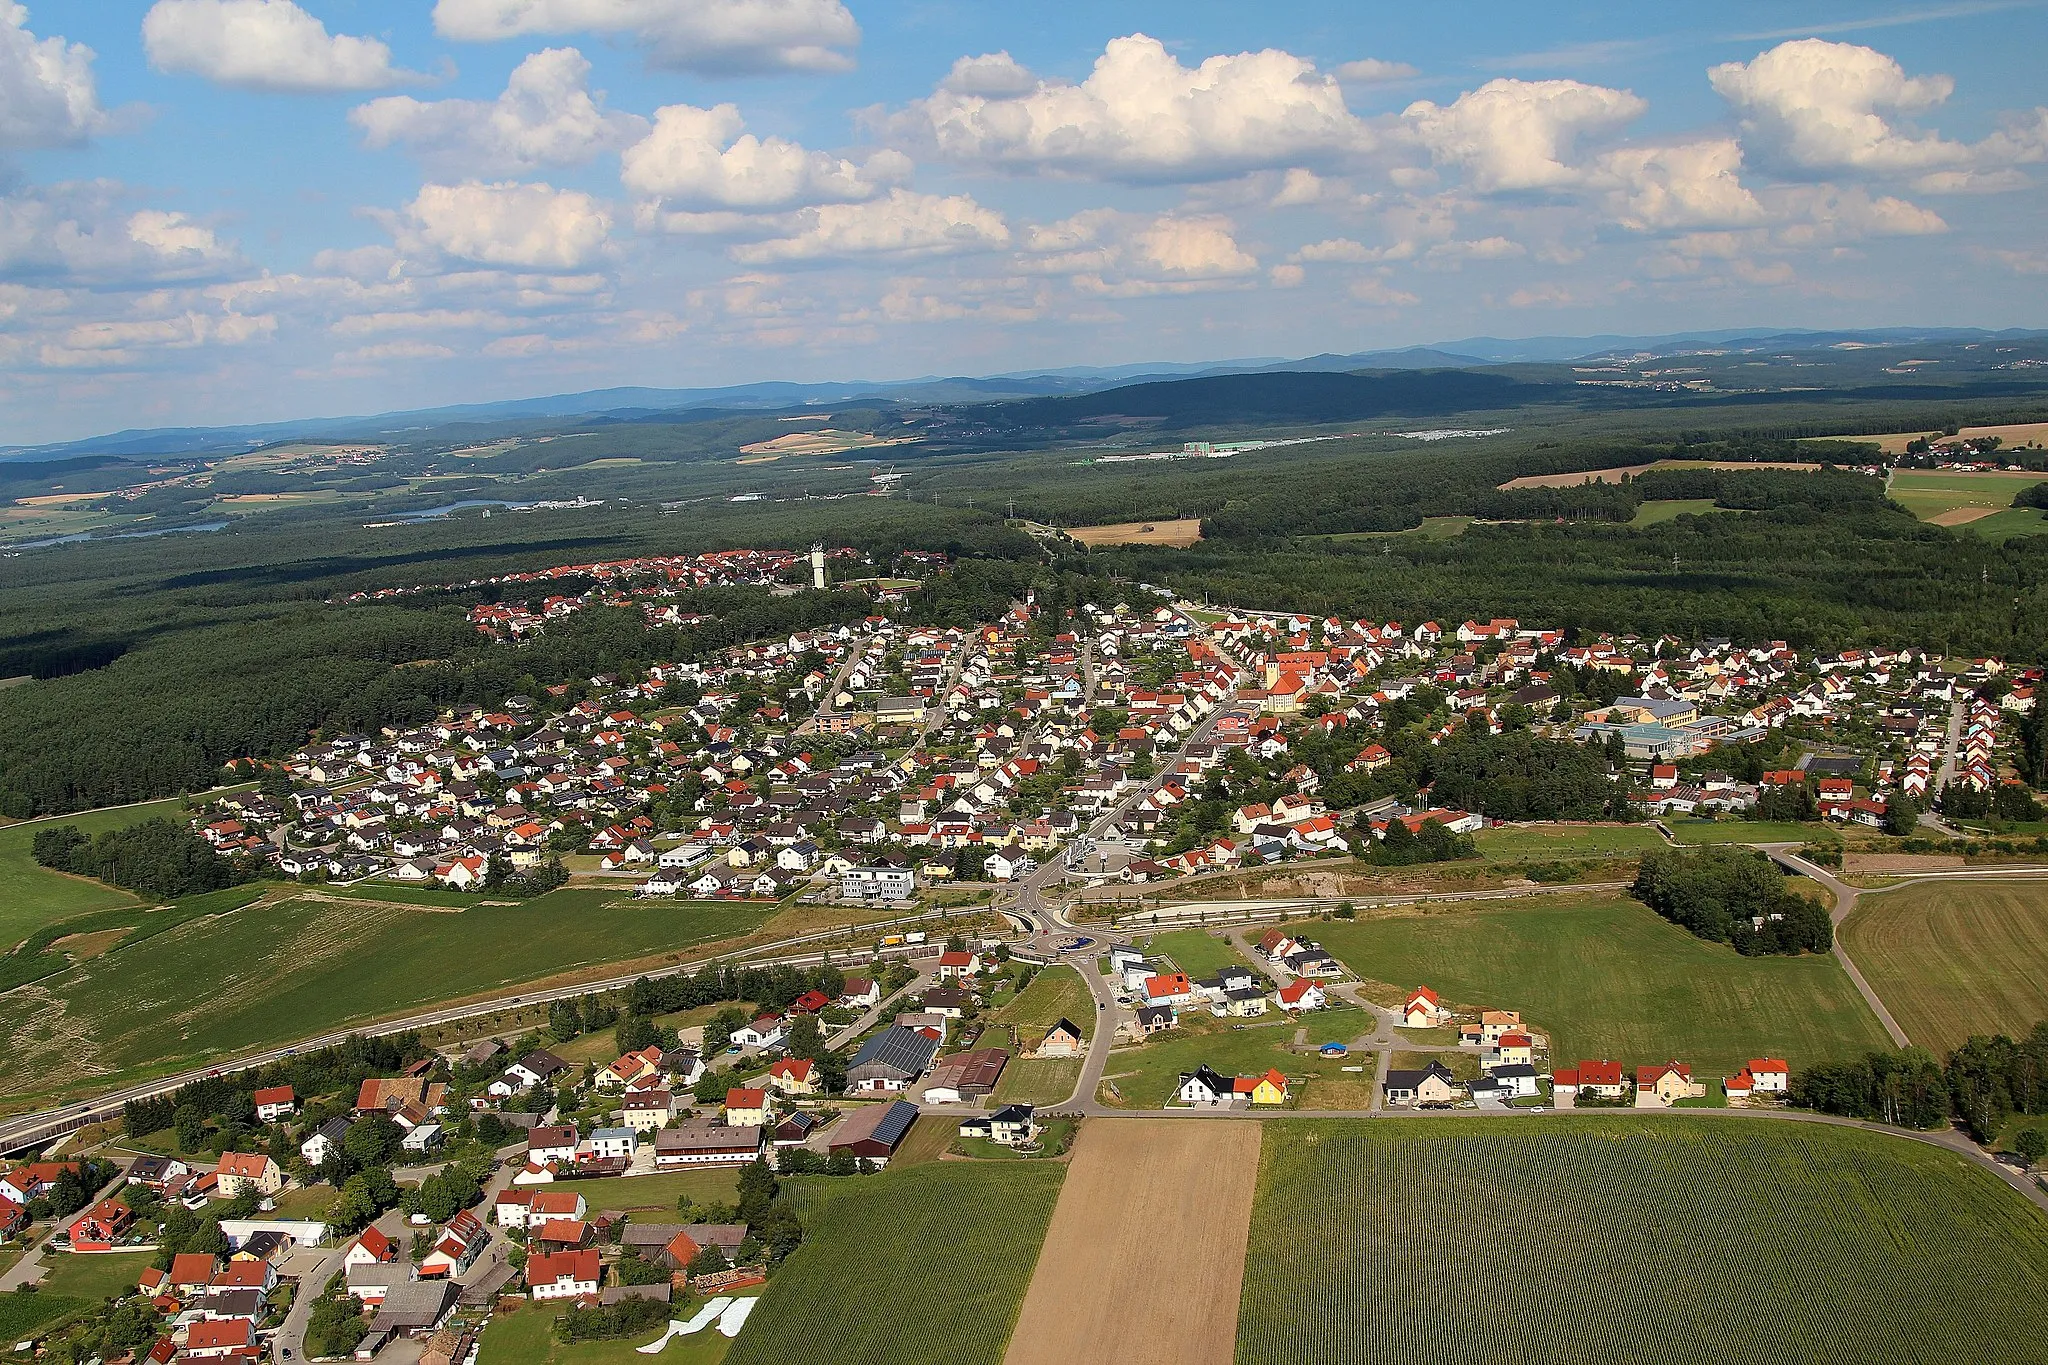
[736,429,918,457]
[1064,518,1206,547]
[1004,1119,1261,1365]
[1928,507,1998,526]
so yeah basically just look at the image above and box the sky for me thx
[3,1,2047,443]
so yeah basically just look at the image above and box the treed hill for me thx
[987,369,1554,429]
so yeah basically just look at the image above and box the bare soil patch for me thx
[1004,1119,1260,1365]
[1063,518,1205,548]
[1843,852,1967,873]
[1928,506,1998,526]
[49,928,129,959]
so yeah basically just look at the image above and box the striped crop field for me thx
[727,1160,1066,1365]
[1236,1117,2048,1365]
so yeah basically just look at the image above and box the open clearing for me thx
[1237,1116,2048,1365]
[1144,928,1250,978]
[727,1162,1065,1365]
[1841,879,2048,1053]
[1887,468,2044,521]
[735,429,918,458]
[1063,517,1205,548]
[0,888,776,1103]
[1006,1119,1259,1365]
[1952,505,2048,541]
[1630,497,1727,526]
[1313,896,1890,1075]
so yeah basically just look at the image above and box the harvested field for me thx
[1497,464,1654,489]
[1005,1119,1260,1365]
[1929,506,1998,526]
[736,429,917,457]
[1063,518,1205,548]
[1820,421,2048,455]
[1841,879,2048,1053]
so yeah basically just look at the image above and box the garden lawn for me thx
[1473,823,1666,861]
[1237,1116,2048,1365]
[992,1058,1083,1107]
[475,1300,735,1364]
[1313,897,1889,1076]
[1144,929,1251,978]
[1098,1007,1373,1110]
[1841,879,2048,1054]
[38,1252,153,1302]
[724,1162,1065,1365]
[0,889,778,1103]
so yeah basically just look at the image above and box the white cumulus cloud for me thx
[1709,39,1969,176]
[622,101,906,212]
[0,183,242,284]
[354,48,645,176]
[402,181,613,269]
[1335,58,1417,83]
[892,34,1373,183]
[431,0,859,74]
[729,188,1008,264]
[0,2,104,148]
[1598,138,1766,231]
[1024,208,1259,296]
[143,0,420,93]
[1404,78,1647,191]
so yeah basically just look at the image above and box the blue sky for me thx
[3,0,2046,441]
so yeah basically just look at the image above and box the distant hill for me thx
[984,369,1553,429]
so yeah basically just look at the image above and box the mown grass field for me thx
[1841,879,2048,1053]
[992,1058,1082,1107]
[1313,897,1889,1075]
[725,1162,1066,1365]
[1145,928,1251,978]
[1888,468,2044,520]
[1473,823,1666,861]
[1236,1117,2048,1365]
[37,1251,153,1302]
[0,798,194,944]
[476,1300,735,1364]
[1664,818,1821,845]
[1955,505,2048,542]
[1098,1007,1373,1110]
[0,888,778,1103]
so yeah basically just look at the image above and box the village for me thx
[5,547,2041,1361]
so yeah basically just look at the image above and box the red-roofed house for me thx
[1634,1061,1705,1108]
[184,1319,255,1359]
[1746,1058,1790,1094]
[251,1086,296,1122]
[346,1226,396,1266]
[1276,980,1326,1013]
[725,1088,770,1127]
[213,1153,282,1198]
[527,1248,600,1301]
[67,1198,135,1251]
[764,1058,818,1096]
[420,1210,486,1278]
[1403,986,1445,1027]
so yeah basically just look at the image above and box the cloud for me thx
[430,0,859,74]
[622,101,906,212]
[1334,58,1417,83]
[353,48,644,175]
[1598,138,1766,230]
[0,183,243,284]
[1023,208,1259,296]
[0,2,104,148]
[336,339,457,363]
[143,0,420,92]
[1404,78,1647,190]
[729,188,1008,264]
[1348,277,1418,306]
[1710,39,1969,176]
[889,34,1373,183]
[402,181,613,269]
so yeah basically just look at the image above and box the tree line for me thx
[1792,1019,2048,1143]
[1631,845,1834,955]
[33,818,259,899]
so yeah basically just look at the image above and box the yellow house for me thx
[1245,1069,1290,1106]
[1634,1061,1706,1109]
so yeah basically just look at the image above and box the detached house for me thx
[1383,1062,1458,1108]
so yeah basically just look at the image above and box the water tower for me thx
[810,543,826,590]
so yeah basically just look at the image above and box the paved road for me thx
[271,1246,342,1363]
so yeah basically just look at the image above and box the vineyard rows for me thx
[726,1161,1067,1365]
[1235,1117,2048,1364]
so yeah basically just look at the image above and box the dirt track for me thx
[1004,1119,1261,1365]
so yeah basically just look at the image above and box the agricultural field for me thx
[1822,421,2048,455]
[1144,928,1251,978]
[1312,897,1890,1076]
[1952,505,2048,542]
[1663,818,1820,845]
[1886,468,2044,523]
[1841,880,2048,1054]
[1318,516,1473,541]
[1236,1117,2048,1365]
[1062,518,1205,548]
[725,1161,1065,1365]
[1097,1007,1373,1110]
[0,889,778,1104]
[476,1300,736,1364]
[1472,823,1667,861]
[1008,1120,1258,1365]
[0,796,198,944]
[0,1289,87,1345]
